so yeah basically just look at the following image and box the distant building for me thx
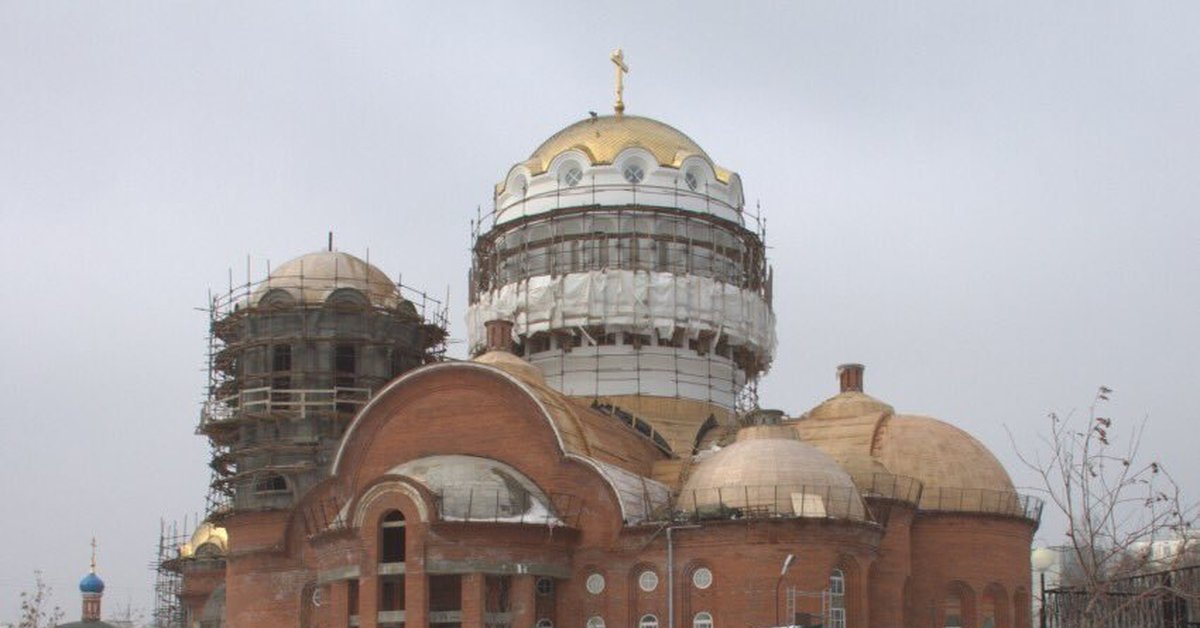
[59,543,120,628]
[163,56,1044,628]
[1130,530,1200,569]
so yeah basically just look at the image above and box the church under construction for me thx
[157,52,1042,628]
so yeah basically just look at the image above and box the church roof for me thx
[795,390,1016,500]
[332,355,671,524]
[470,352,669,475]
[682,424,868,520]
[498,114,733,196]
[251,250,405,309]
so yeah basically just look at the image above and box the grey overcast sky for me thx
[2,1,1198,620]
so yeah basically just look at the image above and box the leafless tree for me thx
[1014,387,1200,626]
[17,571,64,628]
[106,600,149,628]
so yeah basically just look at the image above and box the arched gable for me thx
[330,361,647,525]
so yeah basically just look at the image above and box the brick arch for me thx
[353,476,433,627]
[578,563,608,621]
[681,559,716,625]
[328,362,637,528]
[351,475,434,528]
[627,561,662,626]
[943,580,976,628]
[331,363,570,476]
[982,582,1009,628]
[1012,586,1031,628]
[833,554,866,627]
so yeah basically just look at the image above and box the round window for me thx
[562,166,583,187]
[692,567,713,590]
[536,620,553,628]
[586,573,606,595]
[586,616,606,628]
[684,170,700,191]
[536,577,554,596]
[638,570,659,592]
[622,162,645,184]
[639,614,659,628]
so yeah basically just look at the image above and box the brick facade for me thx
[180,359,1037,627]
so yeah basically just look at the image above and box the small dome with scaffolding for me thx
[251,251,405,309]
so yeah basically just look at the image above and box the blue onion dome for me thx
[79,571,105,594]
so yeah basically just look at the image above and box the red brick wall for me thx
[908,513,1036,628]
[210,363,1038,628]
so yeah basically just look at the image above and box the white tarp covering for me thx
[528,346,741,407]
[467,270,776,357]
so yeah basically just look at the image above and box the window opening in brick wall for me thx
[380,510,406,563]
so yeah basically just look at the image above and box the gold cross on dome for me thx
[611,48,629,116]
[90,537,97,572]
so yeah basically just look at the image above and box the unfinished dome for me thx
[388,455,559,524]
[680,425,868,520]
[252,251,404,309]
[181,522,228,559]
[875,414,1015,496]
[202,247,446,515]
[794,389,897,487]
[795,364,1022,513]
[472,350,546,385]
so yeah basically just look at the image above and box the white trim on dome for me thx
[549,150,591,183]
[494,147,742,226]
[678,156,715,193]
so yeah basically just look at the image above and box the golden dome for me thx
[252,251,404,309]
[681,425,867,519]
[501,115,732,194]
[874,414,1015,495]
[187,523,228,558]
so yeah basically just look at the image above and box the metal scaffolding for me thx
[151,517,193,628]
[197,258,448,516]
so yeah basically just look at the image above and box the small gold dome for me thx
[252,251,404,309]
[500,115,733,195]
[188,523,229,558]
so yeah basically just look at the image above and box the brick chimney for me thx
[837,363,864,393]
[484,319,514,353]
